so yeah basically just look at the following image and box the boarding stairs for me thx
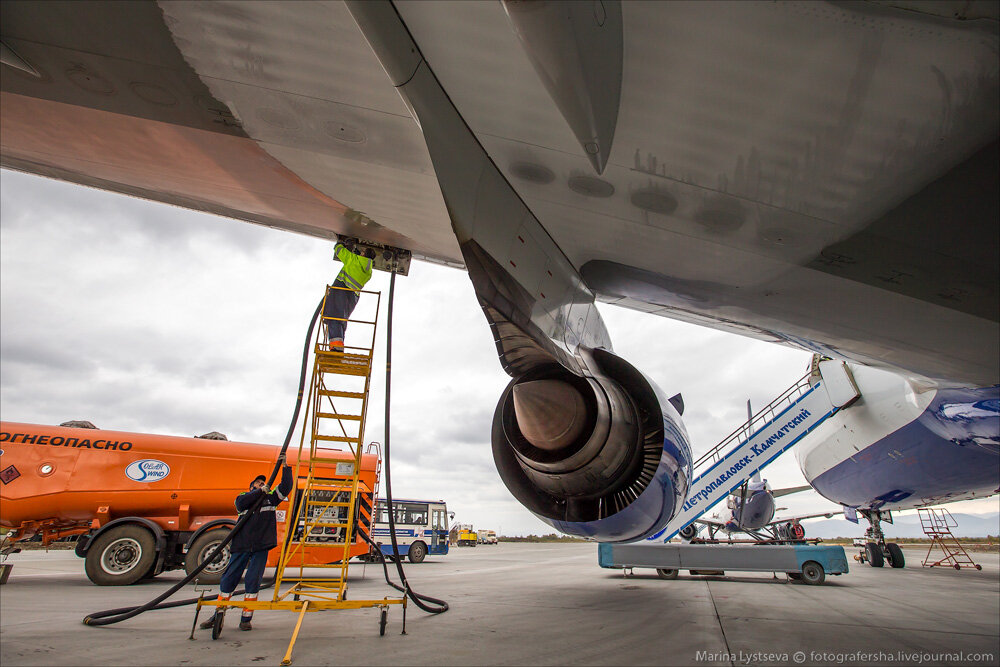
[651,358,861,542]
[918,508,983,570]
[199,284,404,665]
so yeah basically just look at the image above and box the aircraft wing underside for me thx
[1,0,997,386]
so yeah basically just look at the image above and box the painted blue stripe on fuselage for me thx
[809,386,999,509]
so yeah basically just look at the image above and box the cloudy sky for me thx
[1,170,993,536]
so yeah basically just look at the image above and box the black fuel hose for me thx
[358,527,448,612]
[83,298,324,626]
[367,269,448,614]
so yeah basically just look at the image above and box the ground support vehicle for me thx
[457,527,478,547]
[367,498,449,563]
[598,542,849,585]
[0,421,379,585]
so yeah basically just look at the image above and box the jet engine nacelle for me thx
[492,350,692,542]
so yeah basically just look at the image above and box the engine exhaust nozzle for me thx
[512,379,587,451]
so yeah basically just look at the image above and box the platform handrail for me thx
[692,372,813,472]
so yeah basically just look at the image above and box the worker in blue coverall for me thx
[200,456,293,632]
[325,237,375,352]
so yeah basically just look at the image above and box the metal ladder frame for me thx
[918,507,983,570]
[198,284,405,665]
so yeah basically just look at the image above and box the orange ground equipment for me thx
[0,421,380,585]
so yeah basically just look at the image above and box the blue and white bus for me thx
[369,498,450,563]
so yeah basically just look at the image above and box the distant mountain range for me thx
[801,512,1000,539]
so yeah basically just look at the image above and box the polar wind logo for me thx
[125,459,170,483]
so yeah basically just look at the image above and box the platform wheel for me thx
[656,568,678,580]
[211,610,225,640]
[975,564,982,571]
[954,564,961,570]
[379,608,388,636]
[865,542,884,568]
[800,561,826,586]
[885,542,905,569]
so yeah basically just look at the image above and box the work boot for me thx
[239,619,253,631]
[199,613,219,630]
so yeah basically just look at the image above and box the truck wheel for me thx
[408,541,426,563]
[885,542,905,569]
[800,561,826,585]
[656,568,679,580]
[85,525,157,586]
[186,528,233,584]
[865,542,884,568]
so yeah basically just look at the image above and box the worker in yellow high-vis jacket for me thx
[325,237,375,352]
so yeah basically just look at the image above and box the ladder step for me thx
[316,364,371,377]
[303,521,350,528]
[316,348,372,357]
[304,482,352,490]
[308,457,360,465]
[314,435,360,443]
[282,563,349,570]
[318,390,366,399]
[316,412,362,421]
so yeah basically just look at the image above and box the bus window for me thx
[405,504,427,526]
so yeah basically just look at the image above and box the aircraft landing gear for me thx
[854,509,905,569]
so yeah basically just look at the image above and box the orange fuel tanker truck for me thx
[0,421,380,586]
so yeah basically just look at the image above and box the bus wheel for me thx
[408,541,426,563]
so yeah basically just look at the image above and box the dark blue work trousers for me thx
[323,279,359,346]
[220,550,269,595]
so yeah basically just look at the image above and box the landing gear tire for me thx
[185,528,232,584]
[407,541,426,564]
[865,542,884,568]
[800,561,825,585]
[885,542,905,569]
[379,609,388,636]
[656,568,679,580]
[211,610,225,640]
[85,525,157,586]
